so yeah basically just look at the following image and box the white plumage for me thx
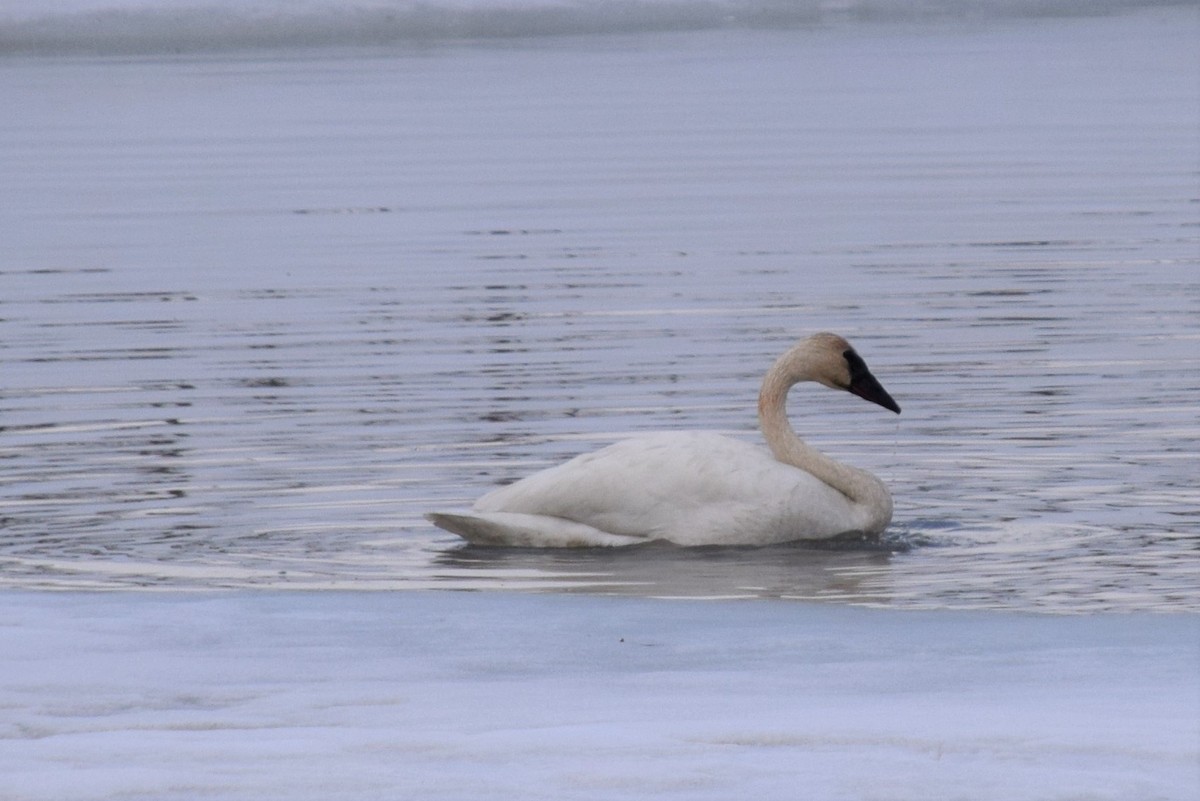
[427,333,900,547]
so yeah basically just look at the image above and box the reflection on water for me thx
[437,541,901,602]
[2,18,1198,611]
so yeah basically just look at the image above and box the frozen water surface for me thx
[3,591,1198,801]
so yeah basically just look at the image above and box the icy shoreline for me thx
[3,590,1197,800]
[2,1,1188,56]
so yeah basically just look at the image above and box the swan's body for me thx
[427,332,900,547]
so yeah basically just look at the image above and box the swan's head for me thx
[790,332,901,414]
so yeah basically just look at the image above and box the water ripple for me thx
[2,18,1197,610]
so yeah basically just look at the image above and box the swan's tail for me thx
[425,511,643,548]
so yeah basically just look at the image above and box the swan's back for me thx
[472,431,870,546]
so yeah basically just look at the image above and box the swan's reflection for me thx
[435,539,898,602]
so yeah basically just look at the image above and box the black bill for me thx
[844,348,901,414]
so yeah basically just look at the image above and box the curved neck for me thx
[757,350,892,532]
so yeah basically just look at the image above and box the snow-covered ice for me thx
[2,591,1196,800]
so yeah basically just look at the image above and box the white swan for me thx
[426,332,900,547]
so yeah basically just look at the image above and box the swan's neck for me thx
[757,353,892,533]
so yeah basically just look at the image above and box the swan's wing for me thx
[425,511,642,547]
[473,432,740,539]
[471,431,859,545]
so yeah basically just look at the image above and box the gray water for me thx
[2,10,1197,610]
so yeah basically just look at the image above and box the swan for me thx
[426,332,901,547]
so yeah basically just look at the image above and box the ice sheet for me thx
[2,1,1186,56]
[3,591,1197,800]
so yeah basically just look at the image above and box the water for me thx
[1,4,1197,610]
